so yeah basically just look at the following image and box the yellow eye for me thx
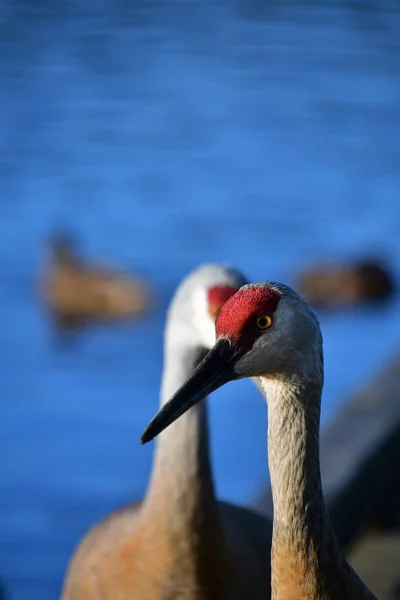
[256,315,273,329]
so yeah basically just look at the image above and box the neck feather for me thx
[261,376,376,600]
[145,341,217,525]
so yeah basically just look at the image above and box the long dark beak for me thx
[140,338,242,444]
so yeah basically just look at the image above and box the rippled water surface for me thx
[1,1,400,598]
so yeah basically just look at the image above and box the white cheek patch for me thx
[193,287,217,349]
[193,287,208,323]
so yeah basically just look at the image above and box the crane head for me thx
[167,263,248,351]
[142,281,323,444]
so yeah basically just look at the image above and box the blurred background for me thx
[1,0,400,598]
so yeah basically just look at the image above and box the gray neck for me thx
[145,342,217,524]
[262,377,376,600]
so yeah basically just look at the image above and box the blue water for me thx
[1,1,400,598]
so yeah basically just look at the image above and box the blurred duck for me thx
[295,258,395,310]
[39,233,152,329]
[61,263,272,600]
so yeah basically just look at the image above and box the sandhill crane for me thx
[61,265,272,600]
[39,233,151,329]
[142,281,377,600]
